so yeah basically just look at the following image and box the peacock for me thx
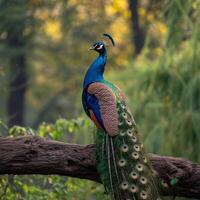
[82,34,162,200]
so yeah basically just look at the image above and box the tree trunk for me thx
[128,0,144,55]
[7,51,27,127]
[5,2,29,127]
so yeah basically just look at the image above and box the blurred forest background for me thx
[0,0,200,199]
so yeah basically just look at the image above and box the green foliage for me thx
[0,175,107,200]
[37,118,91,142]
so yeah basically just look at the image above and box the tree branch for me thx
[0,136,199,199]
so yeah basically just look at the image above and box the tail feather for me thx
[110,138,122,199]
[106,134,115,199]
[95,100,162,200]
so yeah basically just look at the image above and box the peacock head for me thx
[89,42,105,54]
[89,34,115,54]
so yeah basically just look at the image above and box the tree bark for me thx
[128,0,144,55]
[0,136,200,199]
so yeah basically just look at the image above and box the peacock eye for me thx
[95,44,100,48]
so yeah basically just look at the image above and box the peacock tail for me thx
[95,82,162,200]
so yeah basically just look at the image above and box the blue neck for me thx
[83,50,107,88]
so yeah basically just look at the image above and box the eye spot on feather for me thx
[140,176,147,185]
[126,119,132,126]
[120,181,129,190]
[132,152,139,160]
[120,130,126,136]
[136,163,143,172]
[121,112,127,119]
[133,144,140,152]
[127,129,133,137]
[129,184,138,193]
[140,191,148,199]
[130,171,138,180]
[118,158,126,167]
[121,144,129,153]
[132,136,137,142]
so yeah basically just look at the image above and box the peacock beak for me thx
[88,46,94,50]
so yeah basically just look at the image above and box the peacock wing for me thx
[87,82,119,136]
